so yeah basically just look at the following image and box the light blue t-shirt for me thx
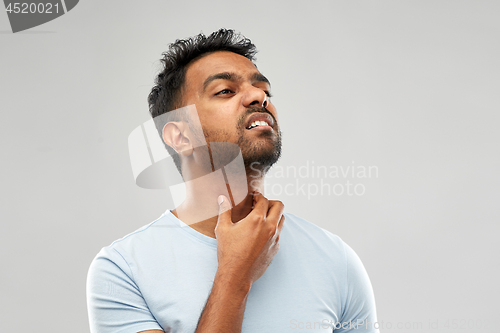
[87,211,379,332]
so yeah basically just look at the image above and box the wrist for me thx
[214,268,252,295]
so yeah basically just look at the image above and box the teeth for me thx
[248,120,269,129]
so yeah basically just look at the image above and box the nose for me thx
[242,85,268,108]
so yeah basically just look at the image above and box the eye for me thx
[264,90,273,98]
[216,89,234,95]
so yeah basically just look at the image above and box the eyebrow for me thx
[202,71,271,92]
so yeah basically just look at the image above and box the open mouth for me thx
[245,113,274,130]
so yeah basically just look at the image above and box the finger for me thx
[251,192,269,217]
[266,200,285,226]
[276,215,285,235]
[216,195,232,226]
[275,215,285,242]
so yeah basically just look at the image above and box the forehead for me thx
[185,51,262,89]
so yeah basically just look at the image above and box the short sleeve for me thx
[86,247,163,333]
[335,242,379,333]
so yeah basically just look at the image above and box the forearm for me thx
[195,269,252,333]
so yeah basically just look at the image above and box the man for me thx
[87,29,379,332]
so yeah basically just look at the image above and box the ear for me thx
[162,122,193,157]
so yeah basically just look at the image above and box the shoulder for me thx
[281,213,378,328]
[86,217,167,333]
[280,212,371,278]
[88,212,173,276]
[281,212,350,265]
[282,212,345,248]
[110,212,170,248]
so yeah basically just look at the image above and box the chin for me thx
[236,127,282,171]
[243,147,281,171]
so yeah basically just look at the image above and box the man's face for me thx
[182,51,281,171]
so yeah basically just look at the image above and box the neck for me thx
[172,167,265,239]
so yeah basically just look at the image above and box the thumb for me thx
[216,195,232,225]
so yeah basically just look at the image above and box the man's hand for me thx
[214,192,285,286]
[195,192,285,332]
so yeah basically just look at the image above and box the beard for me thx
[203,107,282,174]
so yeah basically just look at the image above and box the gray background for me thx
[1,0,499,332]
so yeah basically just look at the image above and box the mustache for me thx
[238,106,278,129]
